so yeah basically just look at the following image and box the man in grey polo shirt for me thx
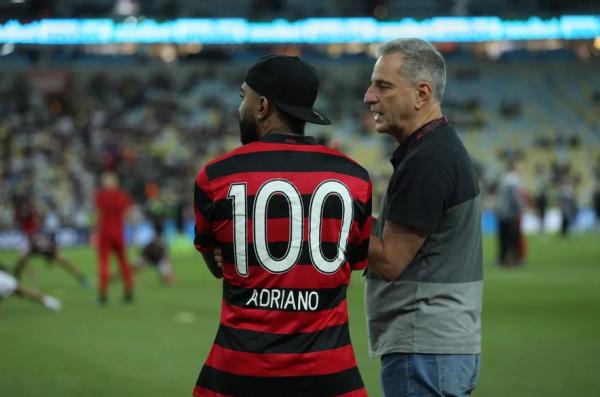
[364,38,483,396]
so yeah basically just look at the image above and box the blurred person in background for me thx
[132,223,174,285]
[193,55,372,397]
[12,196,90,287]
[94,172,134,305]
[593,180,600,228]
[1,262,62,312]
[363,38,482,397]
[533,164,550,234]
[131,183,175,285]
[557,177,578,238]
[495,161,526,266]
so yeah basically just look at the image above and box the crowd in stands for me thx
[1,56,599,238]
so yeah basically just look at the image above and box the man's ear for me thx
[415,81,433,110]
[257,96,270,120]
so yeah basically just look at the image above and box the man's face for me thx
[364,53,417,138]
[238,83,260,145]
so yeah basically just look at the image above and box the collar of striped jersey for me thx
[260,132,318,145]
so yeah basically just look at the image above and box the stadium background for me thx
[1,1,599,396]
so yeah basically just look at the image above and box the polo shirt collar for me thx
[391,116,448,165]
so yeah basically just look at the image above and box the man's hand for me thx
[213,248,223,269]
[201,249,223,279]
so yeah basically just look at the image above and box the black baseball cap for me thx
[244,55,331,125]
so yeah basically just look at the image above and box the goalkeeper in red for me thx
[193,55,372,396]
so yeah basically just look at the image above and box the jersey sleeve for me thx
[194,167,217,253]
[386,154,453,234]
[348,180,373,271]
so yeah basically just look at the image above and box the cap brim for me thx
[275,102,332,125]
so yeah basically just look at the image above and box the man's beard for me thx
[239,116,260,145]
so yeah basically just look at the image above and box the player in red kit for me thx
[94,172,134,304]
[193,56,372,397]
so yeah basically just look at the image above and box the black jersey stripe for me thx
[358,198,372,227]
[205,151,370,182]
[194,183,214,220]
[219,241,366,268]
[215,323,350,354]
[223,281,347,311]
[194,229,216,248]
[196,365,364,397]
[347,238,369,265]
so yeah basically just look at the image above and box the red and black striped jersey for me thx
[193,133,372,397]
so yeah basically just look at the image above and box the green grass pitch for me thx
[1,233,599,396]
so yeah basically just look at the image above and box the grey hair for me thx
[378,38,446,103]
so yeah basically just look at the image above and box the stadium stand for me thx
[1,47,599,240]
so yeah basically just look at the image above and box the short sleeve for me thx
[386,155,453,234]
[193,167,217,253]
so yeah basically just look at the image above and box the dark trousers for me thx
[560,212,572,237]
[498,219,521,265]
[535,195,547,232]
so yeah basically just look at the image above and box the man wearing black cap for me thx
[192,55,373,396]
[238,54,332,144]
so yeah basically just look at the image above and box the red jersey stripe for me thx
[220,300,349,334]
[212,217,365,243]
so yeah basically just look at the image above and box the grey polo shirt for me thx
[365,118,483,356]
